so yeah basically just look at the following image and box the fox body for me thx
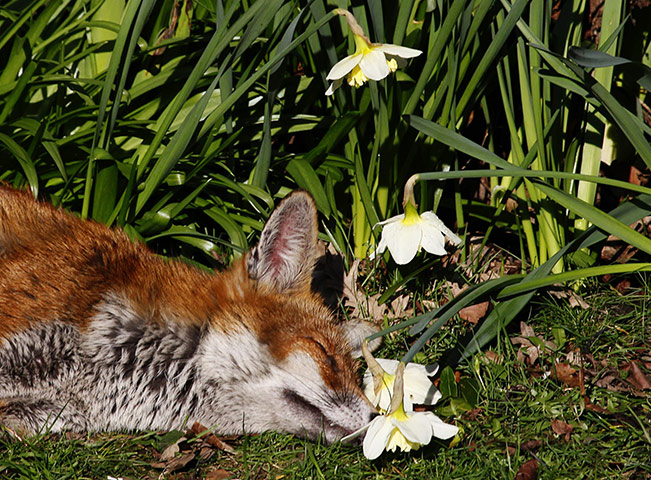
[0,186,377,441]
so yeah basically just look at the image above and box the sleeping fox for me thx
[0,185,378,442]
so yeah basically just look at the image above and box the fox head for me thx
[197,191,379,442]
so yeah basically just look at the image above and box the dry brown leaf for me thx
[342,260,387,322]
[584,398,611,415]
[390,294,412,319]
[550,363,581,388]
[151,452,194,472]
[551,419,573,442]
[565,349,582,366]
[159,438,184,462]
[191,422,235,454]
[627,362,651,390]
[198,446,214,461]
[520,440,542,452]
[514,459,539,480]
[206,468,234,480]
[459,301,490,324]
[483,350,503,364]
[548,289,590,309]
[595,374,620,390]
[464,408,483,421]
[505,440,541,455]
[521,322,535,337]
[511,323,557,366]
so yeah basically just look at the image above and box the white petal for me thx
[404,362,438,376]
[404,371,442,405]
[419,221,448,256]
[432,421,460,440]
[393,413,433,444]
[376,359,400,373]
[326,54,363,80]
[426,412,460,439]
[340,421,371,443]
[362,371,376,399]
[374,213,405,228]
[359,49,391,81]
[363,416,394,460]
[383,221,421,265]
[375,44,423,58]
[421,211,462,245]
[325,79,342,96]
[368,233,388,260]
[376,388,392,412]
[363,368,392,410]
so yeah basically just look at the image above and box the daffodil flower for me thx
[363,359,441,413]
[371,201,462,265]
[361,361,459,460]
[325,10,421,95]
[362,404,459,459]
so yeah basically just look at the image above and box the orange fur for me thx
[0,185,236,337]
[0,185,348,378]
[0,185,378,440]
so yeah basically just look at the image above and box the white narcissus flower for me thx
[358,349,460,459]
[325,34,421,95]
[371,201,462,265]
[362,403,459,460]
[363,359,441,413]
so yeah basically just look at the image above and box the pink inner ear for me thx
[267,218,301,276]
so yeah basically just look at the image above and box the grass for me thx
[2,279,649,479]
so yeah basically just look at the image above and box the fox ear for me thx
[342,320,382,357]
[247,191,318,293]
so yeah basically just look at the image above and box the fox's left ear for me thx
[247,190,318,293]
[342,320,382,357]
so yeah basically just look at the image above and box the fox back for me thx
[0,186,377,441]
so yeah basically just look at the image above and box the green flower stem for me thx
[574,0,622,231]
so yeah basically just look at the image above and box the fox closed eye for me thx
[309,338,341,373]
[0,186,378,443]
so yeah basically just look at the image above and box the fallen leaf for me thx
[459,301,490,324]
[342,260,388,322]
[165,452,195,472]
[551,419,573,442]
[206,468,234,480]
[504,440,542,456]
[547,289,590,309]
[199,446,214,461]
[483,350,503,364]
[550,363,581,388]
[464,408,483,421]
[191,422,235,454]
[613,278,632,294]
[584,397,610,415]
[151,452,194,472]
[520,322,535,337]
[520,440,542,452]
[390,294,412,319]
[514,459,539,480]
[627,361,651,390]
[565,349,582,366]
[160,437,186,461]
